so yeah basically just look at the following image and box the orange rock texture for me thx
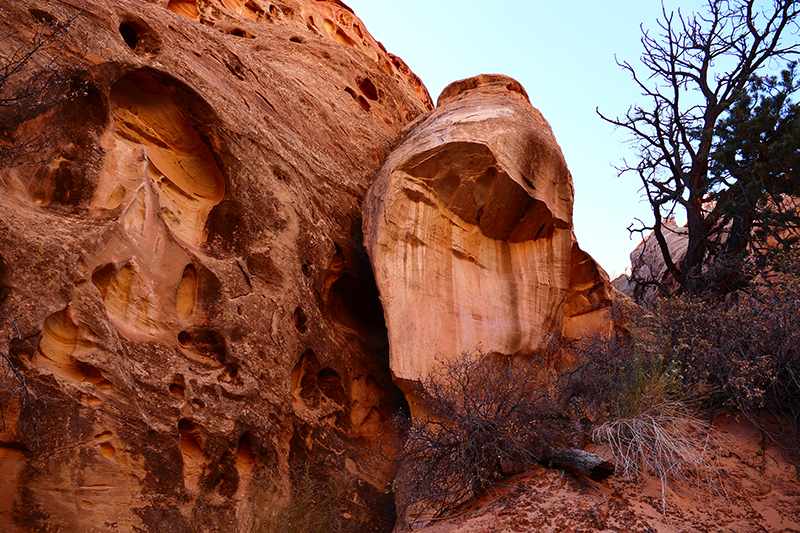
[0,0,429,530]
[0,2,611,532]
[364,75,612,390]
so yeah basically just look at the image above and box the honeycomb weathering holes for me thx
[236,432,255,472]
[291,350,321,410]
[39,309,77,365]
[292,307,307,333]
[344,86,370,113]
[91,262,139,325]
[358,78,378,101]
[38,309,114,386]
[176,265,197,318]
[323,19,356,47]
[177,328,227,362]
[119,22,140,50]
[178,418,208,492]
[110,70,226,247]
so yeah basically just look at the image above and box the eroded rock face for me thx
[0,0,430,531]
[364,74,612,391]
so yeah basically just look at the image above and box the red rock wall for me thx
[0,0,429,530]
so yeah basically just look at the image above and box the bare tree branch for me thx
[599,0,800,296]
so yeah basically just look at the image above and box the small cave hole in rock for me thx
[291,349,321,410]
[178,418,207,493]
[292,307,307,333]
[178,331,191,346]
[227,27,251,38]
[219,363,242,385]
[359,78,378,101]
[176,265,197,318]
[119,22,141,50]
[99,442,116,458]
[29,8,56,24]
[289,36,303,43]
[301,263,312,277]
[236,432,255,473]
[344,86,370,113]
[169,374,185,396]
[75,360,113,389]
[91,263,116,300]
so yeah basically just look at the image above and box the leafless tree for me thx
[600,0,800,295]
[0,5,85,166]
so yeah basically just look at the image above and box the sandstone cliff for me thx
[0,0,429,530]
[0,2,613,532]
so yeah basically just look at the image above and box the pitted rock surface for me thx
[0,0,429,531]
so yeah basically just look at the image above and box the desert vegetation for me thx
[600,0,800,297]
[391,247,800,521]
[391,349,579,521]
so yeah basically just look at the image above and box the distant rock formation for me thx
[612,218,689,303]
[363,74,612,398]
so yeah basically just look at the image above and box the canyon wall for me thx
[0,2,612,532]
[0,0,429,531]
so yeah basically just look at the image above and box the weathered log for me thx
[540,448,615,481]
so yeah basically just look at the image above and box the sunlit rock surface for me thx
[0,0,430,530]
[364,74,612,391]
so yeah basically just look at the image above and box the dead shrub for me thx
[655,250,800,462]
[392,349,575,521]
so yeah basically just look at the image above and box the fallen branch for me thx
[540,448,614,481]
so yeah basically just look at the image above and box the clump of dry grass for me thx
[593,400,727,512]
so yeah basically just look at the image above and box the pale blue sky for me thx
[344,0,703,276]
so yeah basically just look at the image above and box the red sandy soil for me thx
[402,414,800,533]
